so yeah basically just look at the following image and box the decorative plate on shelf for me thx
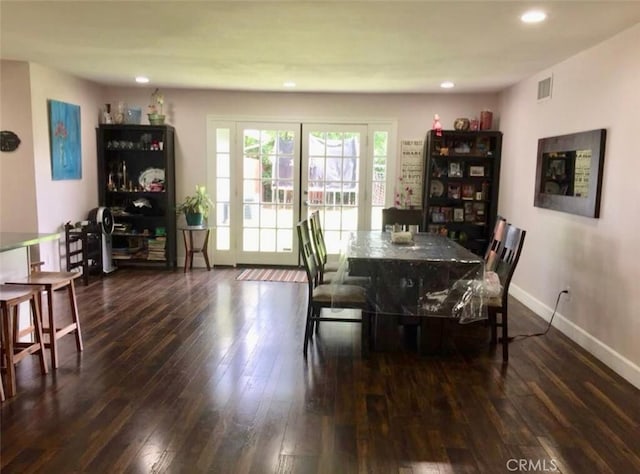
[430,179,444,197]
[138,168,165,191]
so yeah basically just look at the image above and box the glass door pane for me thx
[215,128,232,251]
[237,123,300,265]
[302,124,368,254]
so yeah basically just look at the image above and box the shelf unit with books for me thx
[96,124,177,268]
[422,130,502,255]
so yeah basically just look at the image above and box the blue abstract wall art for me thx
[48,99,82,180]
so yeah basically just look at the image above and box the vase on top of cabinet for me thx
[422,129,502,255]
[96,124,177,268]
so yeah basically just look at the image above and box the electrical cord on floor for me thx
[507,289,568,342]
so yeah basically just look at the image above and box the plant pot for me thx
[148,113,165,125]
[185,212,203,226]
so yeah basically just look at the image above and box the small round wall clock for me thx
[0,131,21,152]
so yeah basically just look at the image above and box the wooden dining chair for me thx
[307,214,368,287]
[381,207,424,328]
[381,207,423,231]
[487,223,526,361]
[297,220,372,357]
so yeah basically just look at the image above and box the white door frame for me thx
[206,116,397,266]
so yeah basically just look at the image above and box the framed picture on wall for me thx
[48,99,82,180]
[534,129,607,218]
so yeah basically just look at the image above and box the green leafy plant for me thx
[176,185,214,216]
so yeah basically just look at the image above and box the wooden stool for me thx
[6,272,83,369]
[0,284,48,398]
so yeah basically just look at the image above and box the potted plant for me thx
[176,185,214,226]
[147,88,165,125]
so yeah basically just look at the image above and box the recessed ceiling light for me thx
[135,76,150,84]
[440,81,455,89]
[521,10,547,24]
[283,81,296,88]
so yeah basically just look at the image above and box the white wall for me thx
[0,61,103,269]
[29,63,103,232]
[103,87,499,202]
[499,24,640,387]
[0,60,38,233]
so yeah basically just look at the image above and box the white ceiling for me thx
[2,1,639,94]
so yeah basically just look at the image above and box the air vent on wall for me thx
[538,76,553,101]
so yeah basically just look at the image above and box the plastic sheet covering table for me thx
[335,231,486,323]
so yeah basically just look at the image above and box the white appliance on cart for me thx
[87,206,117,273]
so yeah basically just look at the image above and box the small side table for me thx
[179,226,212,273]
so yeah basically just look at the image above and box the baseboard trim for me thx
[510,284,640,390]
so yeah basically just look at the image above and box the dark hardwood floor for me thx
[1,268,639,473]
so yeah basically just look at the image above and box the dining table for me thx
[334,231,487,350]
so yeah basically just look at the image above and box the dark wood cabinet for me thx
[422,130,502,255]
[96,124,176,268]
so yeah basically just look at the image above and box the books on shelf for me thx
[147,236,166,261]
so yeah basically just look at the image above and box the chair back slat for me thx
[494,224,526,303]
[484,215,507,271]
[296,220,317,290]
[309,210,328,267]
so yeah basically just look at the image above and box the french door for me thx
[301,124,368,254]
[235,123,301,265]
[207,119,394,266]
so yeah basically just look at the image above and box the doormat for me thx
[236,268,308,283]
